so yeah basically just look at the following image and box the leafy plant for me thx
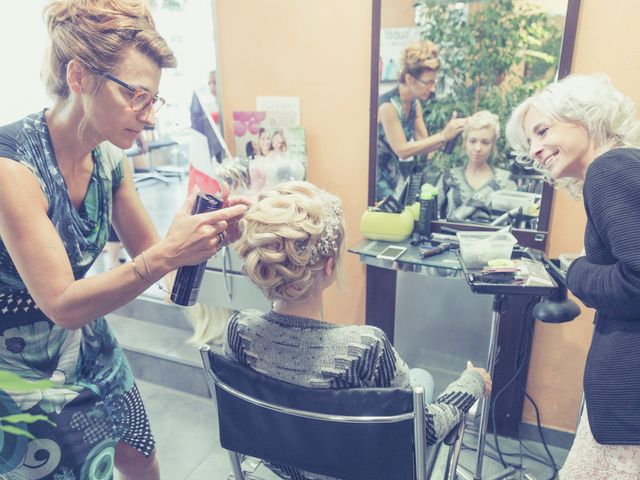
[0,371,56,439]
[414,0,561,181]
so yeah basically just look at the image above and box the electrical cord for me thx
[461,436,558,478]
[521,385,559,479]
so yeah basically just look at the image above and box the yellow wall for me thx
[381,0,414,28]
[215,0,372,325]
[523,0,640,430]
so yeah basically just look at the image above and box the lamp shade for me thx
[533,296,581,323]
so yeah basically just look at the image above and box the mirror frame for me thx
[367,0,582,249]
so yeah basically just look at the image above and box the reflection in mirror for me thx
[372,0,574,233]
[149,0,224,162]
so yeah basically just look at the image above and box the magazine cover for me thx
[232,110,307,194]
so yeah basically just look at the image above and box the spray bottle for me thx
[170,193,224,306]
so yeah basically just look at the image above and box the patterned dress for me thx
[376,87,418,202]
[0,111,154,479]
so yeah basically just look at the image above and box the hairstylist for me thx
[0,1,247,478]
[376,41,467,201]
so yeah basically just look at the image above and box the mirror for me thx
[369,0,581,247]
[148,0,224,162]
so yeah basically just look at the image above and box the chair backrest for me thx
[200,346,427,480]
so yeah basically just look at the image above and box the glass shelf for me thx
[348,238,462,275]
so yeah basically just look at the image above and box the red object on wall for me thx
[187,164,220,195]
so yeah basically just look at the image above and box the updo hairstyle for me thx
[236,181,345,303]
[398,41,440,84]
[43,0,177,101]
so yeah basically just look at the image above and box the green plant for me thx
[415,0,561,177]
[0,371,56,439]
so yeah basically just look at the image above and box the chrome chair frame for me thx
[200,345,465,480]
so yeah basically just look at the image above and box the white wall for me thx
[0,1,50,125]
[0,0,216,133]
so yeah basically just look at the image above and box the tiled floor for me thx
[111,177,572,479]
[131,380,231,480]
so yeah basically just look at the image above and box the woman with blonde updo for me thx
[225,181,492,480]
[376,41,468,201]
[0,1,247,478]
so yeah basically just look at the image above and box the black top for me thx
[566,147,640,444]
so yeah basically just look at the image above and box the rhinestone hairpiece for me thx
[295,190,342,265]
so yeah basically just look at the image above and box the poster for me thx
[379,27,422,83]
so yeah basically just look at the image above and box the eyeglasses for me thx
[413,75,436,88]
[101,73,166,113]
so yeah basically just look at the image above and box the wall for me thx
[522,0,640,430]
[215,0,640,433]
[381,0,414,28]
[215,0,372,325]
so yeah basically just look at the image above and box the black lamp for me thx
[532,260,581,323]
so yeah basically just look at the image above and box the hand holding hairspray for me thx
[170,193,224,306]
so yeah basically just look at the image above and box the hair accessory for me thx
[307,190,342,265]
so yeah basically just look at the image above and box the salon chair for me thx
[199,345,467,480]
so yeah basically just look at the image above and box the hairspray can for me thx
[443,133,460,154]
[170,193,224,306]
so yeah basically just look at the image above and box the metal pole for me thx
[474,295,504,479]
[455,294,517,480]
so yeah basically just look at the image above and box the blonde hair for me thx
[43,0,177,101]
[399,41,440,84]
[462,110,500,160]
[236,181,345,303]
[463,110,500,142]
[506,74,640,195]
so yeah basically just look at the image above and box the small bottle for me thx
[170,193,224,306]
[417,184,436,238]
[431,188,439,221]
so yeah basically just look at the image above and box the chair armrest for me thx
[444,415,467,446]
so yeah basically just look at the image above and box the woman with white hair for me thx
[437,110,516,222]
[506,73,640,479]
[224,181,491,480]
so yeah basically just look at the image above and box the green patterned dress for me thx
[0,111,154,480]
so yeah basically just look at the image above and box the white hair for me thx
[505,74,640,193]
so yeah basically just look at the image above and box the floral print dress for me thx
[376,86,418,202]
[0,111,154,479]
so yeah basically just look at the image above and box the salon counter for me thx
[349,238,539,437]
